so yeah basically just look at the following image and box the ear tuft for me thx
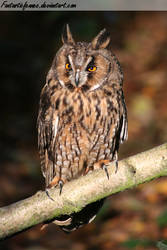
[62,24,75,45]
[92,29,110,49]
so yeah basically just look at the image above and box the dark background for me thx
[0,12,167,250]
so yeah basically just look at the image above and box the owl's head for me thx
[50,24,123,92]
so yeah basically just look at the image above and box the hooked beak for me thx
[75,70,80,86]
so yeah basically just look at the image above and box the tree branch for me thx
[0,143,167,240]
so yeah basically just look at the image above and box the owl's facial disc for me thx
[56,45,109,91]
[66,55,97,87]
[64,55,87,87]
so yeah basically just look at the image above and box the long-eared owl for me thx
[37,24,128,232]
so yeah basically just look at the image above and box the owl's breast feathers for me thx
[38,80,127,187]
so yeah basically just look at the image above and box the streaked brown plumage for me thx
[37,24,128,232]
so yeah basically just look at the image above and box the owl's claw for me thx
[114,151,118,174]
[45,179,64,200]
[46,188,55,202]
[94,160,110,180]
[59,180,64,195]
[102,164,109,180]
[115,160,118,174]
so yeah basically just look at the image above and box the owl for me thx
[37,24,128,232]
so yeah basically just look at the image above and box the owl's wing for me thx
[120,95,128,144]
[37,84,59,187]
[110,92,128,163]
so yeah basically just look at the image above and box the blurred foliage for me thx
[157,210,167,228]
[157,241,167,250]
[0,12,167,250]
[122,239,155,249]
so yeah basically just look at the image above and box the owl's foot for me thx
[46,177,65,201]
[94,159,110,180]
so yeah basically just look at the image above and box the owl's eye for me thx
[87,65,97,72]
[65,63,72,70]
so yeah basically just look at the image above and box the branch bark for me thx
[0,143,167,240]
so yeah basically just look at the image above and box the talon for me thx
[102,164,109,180]
[59,180,64,195]
[46,188,55,201]
[94,159,110,179]
[114,152,118,174]
[115,160,118,174]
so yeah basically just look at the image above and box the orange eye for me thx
[65,63,72,70]
[88,66,97,72]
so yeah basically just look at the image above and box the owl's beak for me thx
[75,70,80,86]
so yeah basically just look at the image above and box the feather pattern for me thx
[37,25,128,232]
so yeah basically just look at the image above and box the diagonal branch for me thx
[0,143,167,240]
